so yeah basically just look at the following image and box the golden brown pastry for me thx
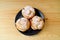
[22,6,35,19]
[15,18,30,32]
[31,16,44,30]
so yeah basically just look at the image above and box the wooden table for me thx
[0,0,60,40]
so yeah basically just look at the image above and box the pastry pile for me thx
[16,6,44,32]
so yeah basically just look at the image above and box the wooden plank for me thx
[0,0,60,40]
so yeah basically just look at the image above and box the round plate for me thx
[15,8,45,36]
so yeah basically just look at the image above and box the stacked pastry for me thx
[16,6,44,32]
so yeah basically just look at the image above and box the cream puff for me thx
[15,18,30,32]
[31,16,44,30]
[22,6,35,19]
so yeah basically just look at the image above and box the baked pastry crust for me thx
[22,6,35,19]
[31,16,44,30]
[16,18,30,32]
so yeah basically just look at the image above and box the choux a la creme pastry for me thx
[22,6,35,19]
[31,16,44,30]
[15,18,30,32]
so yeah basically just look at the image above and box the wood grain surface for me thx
[0,0,60,40]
